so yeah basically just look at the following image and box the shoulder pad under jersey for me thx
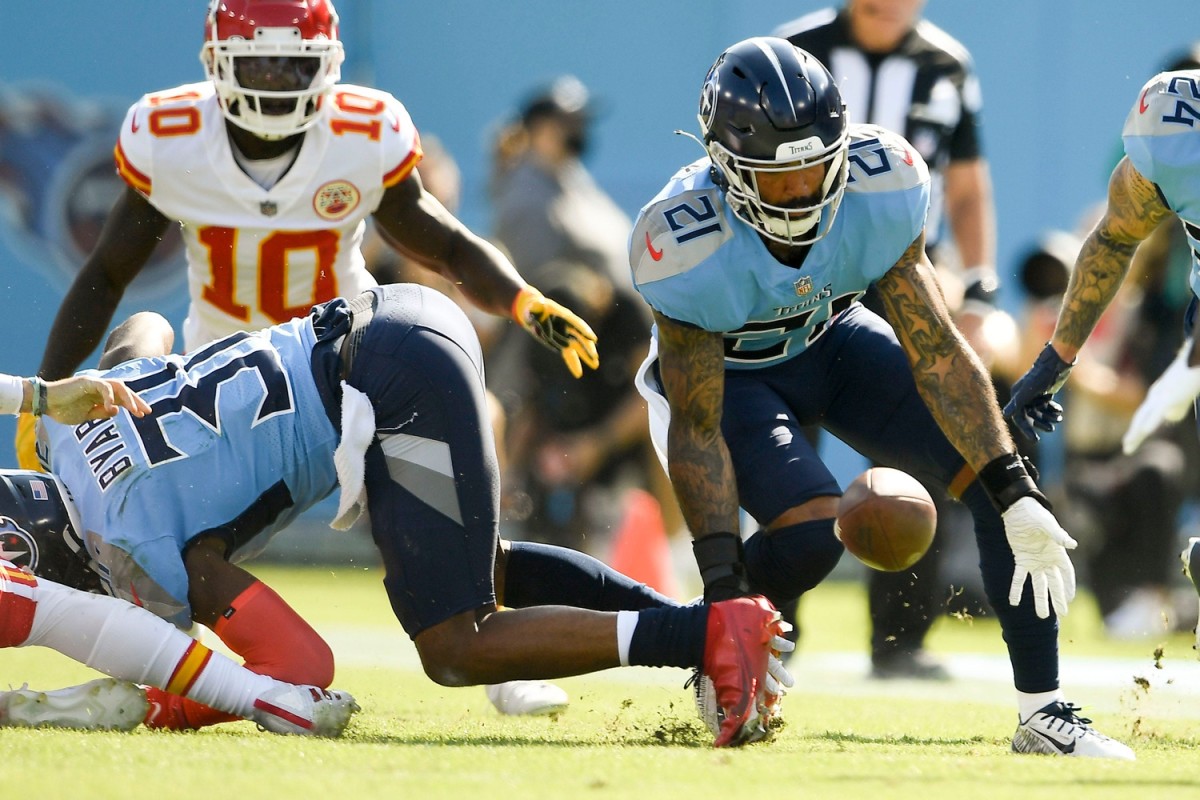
[1123,70,1200,186]
[114,82,214,197]
[844,124,931,195]
[329,83,423,188]
[630,159,733,290]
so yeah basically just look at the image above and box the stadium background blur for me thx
[1,1,1195,563]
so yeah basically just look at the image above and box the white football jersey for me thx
[114,81,422,349]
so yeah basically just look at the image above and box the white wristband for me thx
[0,374,24,416]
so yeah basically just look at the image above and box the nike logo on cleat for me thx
[1036,731,1076,754]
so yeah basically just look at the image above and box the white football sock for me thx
[1017,688,1064,719]
[615,610,638,667]
[22,577,273,717]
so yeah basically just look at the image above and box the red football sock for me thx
[144,580,334,730]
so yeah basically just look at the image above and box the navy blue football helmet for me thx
[0,470,101,592]
[697,37,848,245]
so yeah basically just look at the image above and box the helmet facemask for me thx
[202,14,343,140]
[706,131,849,246]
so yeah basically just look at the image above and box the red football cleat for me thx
[702,595,783,747]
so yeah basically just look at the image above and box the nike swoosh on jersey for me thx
[1139,89,1150,114]
[131,110,141,133]
[645,231,664,261]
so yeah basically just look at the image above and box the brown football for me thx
[834,467,936,572]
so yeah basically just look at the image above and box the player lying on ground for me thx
[0,556,357,736]
[0,370,356,735]
[22,288,791,748]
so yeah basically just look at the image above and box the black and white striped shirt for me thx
[775,8,984,249]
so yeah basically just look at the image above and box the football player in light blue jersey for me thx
[1007,66,1200,659]
[630,37,1132,759]
[21,283,792,748]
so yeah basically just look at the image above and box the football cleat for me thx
[250,683,359,738]
[701,595,786,747]
[1012,701,1135,760]
[0,678,149,732]
[691,641,792,738]
[484,681,569,716]
[1181,537,1200,658]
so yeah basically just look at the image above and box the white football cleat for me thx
[689,670,725,739]
[484,681,569,716]
[250,683,360,737]
[0,678,149,732]
[1181,537,1200,658]
[1012,701,1135,760]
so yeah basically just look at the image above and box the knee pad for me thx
[743,519,843,609]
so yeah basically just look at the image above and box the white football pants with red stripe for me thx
[0,559,272,718]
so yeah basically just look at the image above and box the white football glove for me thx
[1003,496,1078,619]
[1123,339,1200,456]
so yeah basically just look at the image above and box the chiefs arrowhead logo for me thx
[645,231,664,262]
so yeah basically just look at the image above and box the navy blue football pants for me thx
[719,303,1058,692]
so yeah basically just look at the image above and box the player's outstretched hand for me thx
[44,376,151,424]
[513,286,599,378]
[1002,496,1078,619]
[1123,339,1200,455]
[1004,343,1074,441]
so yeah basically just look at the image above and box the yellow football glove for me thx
[15,412,40,470]
[512,286,600,379]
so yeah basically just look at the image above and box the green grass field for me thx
[3,565,1199,800]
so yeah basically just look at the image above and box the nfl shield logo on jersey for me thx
[794,275,814,296]
[260,201,279,217]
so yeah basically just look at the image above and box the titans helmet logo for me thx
[0,516,39,571]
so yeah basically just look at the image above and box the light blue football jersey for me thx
[1123,69,1200,301]
[41,316,338,626]
[630,124,930,369]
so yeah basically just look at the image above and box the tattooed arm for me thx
[1052,157,1174,361]
[875,232,1015,472]
[652,309,742,538]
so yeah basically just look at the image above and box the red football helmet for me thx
[201,0,344,140]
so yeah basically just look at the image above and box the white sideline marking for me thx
[310,624,1200,719]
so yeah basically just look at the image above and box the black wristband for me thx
[691,531,748,602]
[977,452,1050,512]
